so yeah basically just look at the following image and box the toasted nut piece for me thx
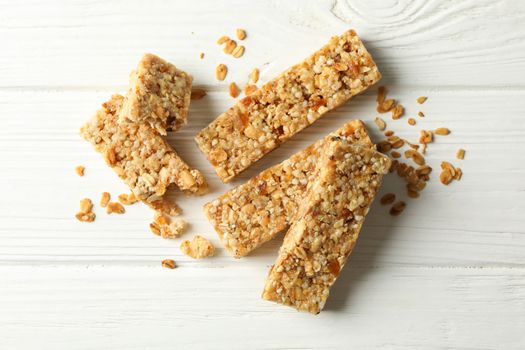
[191,88,207,100]
[380,193,396,205]
[419,130,433,144]
[418,111,424,118]
[435,127,450,135]
[236,28,247,40]
[199,52,205,59]
[377,99,395,113]
[408,118,416,126]
[384,130,394,137]
[100,192,110,208]
[75,165,85,176]
[391,104,404,120]
[244,84,257,96]
[75,212,96,222]
[456,148,465,160]
[390,151,401,159]
[107,202,125,214]
[118,193,138,205]
[161,220,188,239]
[216,64,228,81]
[417,96,427,104]
[216,35,229,45]
[250,68,260,83]
[377,86,386,104]
[180,235,215,259]
[223,39,237,54]
[390,201,406,216]
[150,222,161,236]
[79,198,93,213]
[374,117,386,131]
[440,169,453,185]
[232,45,245,58]
[229,82,240,98]
[161,259,176,269]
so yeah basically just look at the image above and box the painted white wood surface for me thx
[1,0,524,349]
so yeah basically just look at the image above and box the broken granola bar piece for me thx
[80,95,207,204]
[204,120,374,258]
[120,53,193,135]
[262,141,390,314]
[195,29,381,182]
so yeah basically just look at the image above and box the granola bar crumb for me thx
[191,88,207,100]
[389,201,406,216]
[250,68,259,84]
[377,99,395,113]
[384,130,394,137]
[118,193,138,205]
[229,82,240,98]
[216,64,227,81]
[391,104,404,120]
[380,193,396,205]
[236,28,246,40]
[161,220,187,239]
[150,223,161,236]
[75,212,96,222]
[76,198,95,222]
[107,202,125,214]
[440,169,453,185]
[390,150,401,158]
[75,165,85,176]
[154,212,170,226]
[419,130,433,144]
[79,198,93,213]
[418,111,424,118]
[244,84,257,96]
[374,117,386,131]
[232,45,245,58]
[161,259,176,269]
[417,96,427,104]
[455,167,463,180]
[435,127,450,135]
[180,235,215,259]
[199,52,205,59]
[408,118,416,126]
[456,148,465,160]
[100,192,110,208]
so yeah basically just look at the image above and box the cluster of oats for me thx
[197,29,381,182]
[204,120,374,258]
[262,141,391,314]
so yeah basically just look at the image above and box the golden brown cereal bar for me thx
[120,54,192,135]
[204,120,373,258]
[262,141,391,314]
[80,95,207,204]
[195,29,381,182]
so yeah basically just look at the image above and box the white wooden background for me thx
[1,0,525,349]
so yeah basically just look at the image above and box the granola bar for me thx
[262,141,391,314]
[120,53,193,135]
[80,95,207,204]
[195,29,381,182]
[204,120,373,258]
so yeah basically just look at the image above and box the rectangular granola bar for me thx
[262,141,391,314]
[80,95,207,204]
[195,29,381,182]
[204,120,373,258]
[120,53,193,135]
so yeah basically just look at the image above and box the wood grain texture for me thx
[1,0,525,348]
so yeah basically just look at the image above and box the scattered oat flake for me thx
[440,169,453,185]
[161,220,187,239]
[75,212,96,222]
[216,35,229,45]
[407,189,420,198]
[232,45,245,58]
[180,235,215,259]
[377,86,386,104]
[391,104,404,120]
[416,165,432,176]
[380,193,396,205]
[390,151,401,159]
[389,136,404,149]
[75,165,85,176]
[199,52,205,59]
[229,82,240,98]
[216,64,227,81]
[100,192,110,208]
[417,96,427,104]
[455,167,463,180]
[244,84,257,96]
[408,118,416,126]
[236,28,247,40]
[250,68,260,84]
[418,111,425,118]
[118,193,137,205]
[377,99,395,113]
[154,212,171,226]
[390,201,406,216]
[191,88,207,100]
[161,259,176,269]
[377,140,392,153]
[456,148,465,160]
[223,39,237,54]
[421,143,427,154]
[79,198,93,213]
[435,127,450,135]
[374,117,386,131]
[419,130,433,144]
[384,130,394,137]
[150,223,161,236]
[107,202,125,214]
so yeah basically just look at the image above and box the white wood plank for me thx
[0,0,524,88]
[0,88,524,266]
[1,265,524,349]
